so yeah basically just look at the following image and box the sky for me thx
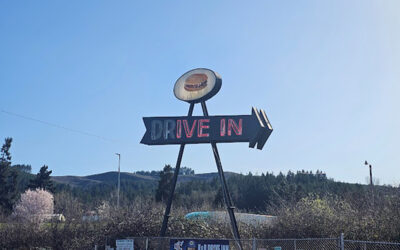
[1,1,399,185]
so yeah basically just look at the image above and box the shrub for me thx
[13,188,54,223]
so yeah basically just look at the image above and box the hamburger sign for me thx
[173,68,222,103]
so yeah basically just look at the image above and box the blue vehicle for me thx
[185,211,277,226]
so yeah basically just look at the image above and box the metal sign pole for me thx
[160,103,195,237]
[201,101,243,250]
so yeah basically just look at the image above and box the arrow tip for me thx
[249,108,273,150]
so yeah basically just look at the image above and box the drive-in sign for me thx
[141,108,272,149]
[142,68,273,249]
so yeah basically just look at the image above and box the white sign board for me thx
[116,239,134,250]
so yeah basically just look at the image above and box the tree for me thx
[11,164,32,173]
[178,167,195,175]
[155,164,173,202]
[0,137,18,214]
[29,165,55,192]
[13,188,54,223]
[11,164,34,193]
[54,191,83,219]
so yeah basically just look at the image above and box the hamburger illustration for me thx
[184,73,208,92]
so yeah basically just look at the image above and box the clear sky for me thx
[1,1,399,185]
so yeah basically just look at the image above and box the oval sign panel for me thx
[174,68,222,103]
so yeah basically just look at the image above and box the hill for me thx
[51,171,239,188]
[50,169,384,211]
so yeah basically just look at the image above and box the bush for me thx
[13,188,54,223]
[270,196,356,238]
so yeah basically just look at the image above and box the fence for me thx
[344,240,400,250]
[103,235,400,250]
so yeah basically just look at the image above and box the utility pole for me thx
[365,160,374,205]
[364,160,373,186]
[116,153,121,208]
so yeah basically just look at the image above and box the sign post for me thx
[141,68,273,250]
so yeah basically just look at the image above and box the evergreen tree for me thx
[0,138,18,214]
[155,164,173,202]
[11,164,32,173]
[29,165,55,193]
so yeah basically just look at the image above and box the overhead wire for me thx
[1,109,119,143]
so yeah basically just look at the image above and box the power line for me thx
[1,109,117,143]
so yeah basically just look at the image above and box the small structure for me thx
[34,213,66,222]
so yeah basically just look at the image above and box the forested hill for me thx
[50,168,396,212]
[51,171,239,188]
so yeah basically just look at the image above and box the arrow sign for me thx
[140,107,272,150]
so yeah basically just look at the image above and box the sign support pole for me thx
[201,101,242,250]
[159,101,243,250]
[160,103,195,237]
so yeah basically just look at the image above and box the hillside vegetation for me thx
[52,168,394,215]
[1,138,400,248]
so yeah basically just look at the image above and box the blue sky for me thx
[1,1,399,184]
